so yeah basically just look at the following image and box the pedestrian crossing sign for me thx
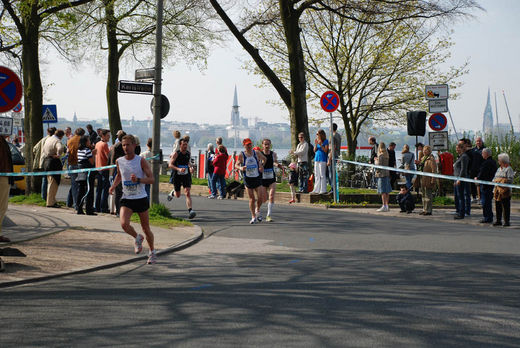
[42,104,58,123]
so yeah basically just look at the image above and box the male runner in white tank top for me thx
[109,135,157,264]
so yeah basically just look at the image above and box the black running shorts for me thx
[173,173,192,192]
[120,197,149,213]
[244,176,262,189]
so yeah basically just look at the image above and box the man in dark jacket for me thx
[476,148,497,223]
[368,136,378,164]
[387,142,397,189]
[454,143,470,219]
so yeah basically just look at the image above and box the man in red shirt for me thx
[95,129,111,213]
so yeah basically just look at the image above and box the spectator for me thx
[13,135,21,148]
[327,123,342,188]
[415,142,424,164]
[215,137,223,154]
[109,130,126,215]
[476,148,497,224]
[400,144,415,189]
[493,153,514,227]
[41,129,65,208]
[453,142,470,219]
[76,135,96,215]
[65,127,72,140]
[290,132,309,193]
[438,150,454,196]
[375,142,391,212]
[288,162,298,204]
[134,135,141,155]
[418,145,438,216]
[33,127,56,201]
[212,145,229,199]
[171,130,181,156]
[0,135,13,243]
[86,124,97,145]
[94,129,111,213]
[387,142,397,189]
[206,143,217,198]
[140,138,153,202]
[396,185,414,214]
[66,127,85,209]
[368,136,378,164]
[311,129,329,194]
[470,136,485,203]
[183,135,191,153]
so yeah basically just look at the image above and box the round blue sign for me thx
[428,113,447,131]
[320,91,340,112]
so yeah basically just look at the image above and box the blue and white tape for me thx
[0,155,160,177]
[339,159,519,190]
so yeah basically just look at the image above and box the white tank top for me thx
[117,155,147,200]
[243,151,260,178]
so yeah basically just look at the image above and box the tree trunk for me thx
[21,7,43,194]
[105,1,122,143]
[279,0,309,149]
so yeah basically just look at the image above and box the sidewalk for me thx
[0,204,203,287]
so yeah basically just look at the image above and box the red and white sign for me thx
[0,66,23,113]
[320,91,340,113]
[428,113,448,131]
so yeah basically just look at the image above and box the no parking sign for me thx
[0,66,23,113]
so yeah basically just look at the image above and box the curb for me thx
[0,226,204,289]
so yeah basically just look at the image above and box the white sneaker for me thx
[147,251,157,264]
[376,206,385,212]
[208,195,216,199]
[167,191,174,201]
[384,206,390,212]
[250,218,257,224]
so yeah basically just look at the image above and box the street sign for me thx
[150,94,170,119]
[118,80,153,95]
[0,116,13,136]
[13,103,23,113]
[425,84,449,100]
[428,112,448,131]
[428,99,448,113]
[429,131,448,151]
[135,68,156,81]
[320,91,340,112]
[0,66,23,113]
[42,104,58,123]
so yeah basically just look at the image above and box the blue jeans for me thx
[215,174,226,198]
[67,164,79,209]
[481,186,493,222]
[95,170,109,212]
[455,182,469,217]
[464,182,471,216]
[405,174,413,189]
[298,162,309,192]
[207,172,217,196]
[41,176,48,201]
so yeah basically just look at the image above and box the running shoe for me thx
[289,199,295,204]
[167,192,173,201]
[188,210,197,219]
[147,251,157,264]
[250,217,257,224]
[134,234,144,254]
[266,216,273,222]
[256,212,263,222]
[208,195,216,199]
[376,206,385,212]
[217,196,224,200]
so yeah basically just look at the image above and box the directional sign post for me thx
[118,80,153,95]
[0,116,13,136]
[320,91,340,203]
[428,112,448,131]
[42,104,58,124]
[429,131,448,151]
[0,66,23,113]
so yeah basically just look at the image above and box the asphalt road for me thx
[1,191,520,347]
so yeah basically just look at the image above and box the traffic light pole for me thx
[151,0,164,205]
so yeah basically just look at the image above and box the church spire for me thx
[230,85,240,127]
[482,87,493,134]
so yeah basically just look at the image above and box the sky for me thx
[40,0,520,133]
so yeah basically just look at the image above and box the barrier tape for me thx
[338,159,519,190]
[0,155,160,177]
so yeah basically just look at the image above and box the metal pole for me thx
[151,0,164,205]
[502,90,515,134]
[447,110,459,140]
[329,113,337,203]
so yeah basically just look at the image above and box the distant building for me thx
[230,85,240,127]
[482,88,494,135]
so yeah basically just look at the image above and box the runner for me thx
[108,135,157,264]
[260,138,283,222]
[167,139,197,219]
[235,138,266,224]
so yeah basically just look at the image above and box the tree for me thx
[209,0,480,149]
[67,0,219,141]
[0,0,93,193]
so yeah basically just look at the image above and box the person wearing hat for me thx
[236,138,267,224]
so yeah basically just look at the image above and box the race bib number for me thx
[123,180,138,195]
[262,168,274,179]
[177,165,189,175]
[246,164,257,177]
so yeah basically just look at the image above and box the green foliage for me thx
[433,196,455,205]
[131,203,192,228]
[482,132,520,184]
[9,193,47,206]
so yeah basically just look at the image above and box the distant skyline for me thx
[40,0,519,133]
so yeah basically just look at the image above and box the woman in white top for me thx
[493,153,515,227]
[290,132,309,193]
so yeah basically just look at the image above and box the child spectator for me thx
[288,162,298,203]
[396,185,415,214]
